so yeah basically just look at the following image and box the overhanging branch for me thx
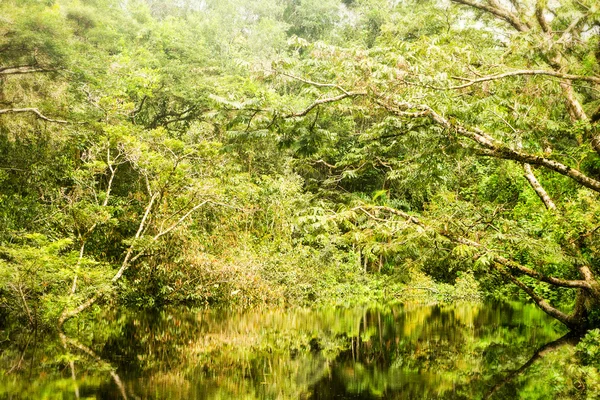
[451,0,531,32]
[428,70,600,90]
[496,265,578,326]
[374,98,600,193]
[352,204,591,327]
[354,205,592,291]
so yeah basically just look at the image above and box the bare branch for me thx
[112,192,159,283]
[0,108,71,124]
[59,192,159,326]
[314,159,337,169]
[70,242,86,294]
[152,200,209,241]
[58,196,228,325]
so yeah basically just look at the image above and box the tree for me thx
[248,0,600,330]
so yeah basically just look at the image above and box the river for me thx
[0,301,571,399]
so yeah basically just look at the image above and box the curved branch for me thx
[496,266,577,326]
[451,0,530,32]
[485,333,579,399]
[435,70,600,90]
[354,205,592,291]
[285,92,366,118]
[375,98,600,193]
[272,70,351,95]
[0,108,71,124]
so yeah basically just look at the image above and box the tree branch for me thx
[58,196,222,325]
[496,265,578,326]
[451,0,531,32]
[493,114,556,211]
[272,70,351,95]
[354,205,592,291]
[429,69,600,90]
[523,163,556,210]
[112,192,159,283]
[285,92,366,118]
[151,200,209,242]
[0,108,75,124]
[535,1,551,33]
[374,98,600,193]
[0,65,57,76]
[58,192,158,326]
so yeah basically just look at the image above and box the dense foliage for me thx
[2,0,600,361]
[2,0,600,398]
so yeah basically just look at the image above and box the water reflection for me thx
[0,302,569,399]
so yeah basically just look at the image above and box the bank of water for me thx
[1,302,568,399]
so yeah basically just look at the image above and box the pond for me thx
[1,301,573,399]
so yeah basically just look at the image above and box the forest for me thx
[1,0,600,398]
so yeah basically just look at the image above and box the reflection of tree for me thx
[59,331,129,400]
[0,303,569,399]
[312,302,561,399]
[485,333,581,400]
[6,328,35,374]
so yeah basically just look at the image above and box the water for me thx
[0,302,569,399]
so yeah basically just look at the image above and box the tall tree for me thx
[252,0,600,330]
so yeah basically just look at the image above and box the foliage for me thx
[1,0,599,357]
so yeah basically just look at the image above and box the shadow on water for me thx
[0,301,581,399]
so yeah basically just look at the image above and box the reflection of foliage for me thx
[0,302,578,399]
[576,329,600,368]
[316,302,563,399]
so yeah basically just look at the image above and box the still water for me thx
[1,302,570,399]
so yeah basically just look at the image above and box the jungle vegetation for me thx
[1,0,600,340]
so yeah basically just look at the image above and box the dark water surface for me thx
[1,302,569,399]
